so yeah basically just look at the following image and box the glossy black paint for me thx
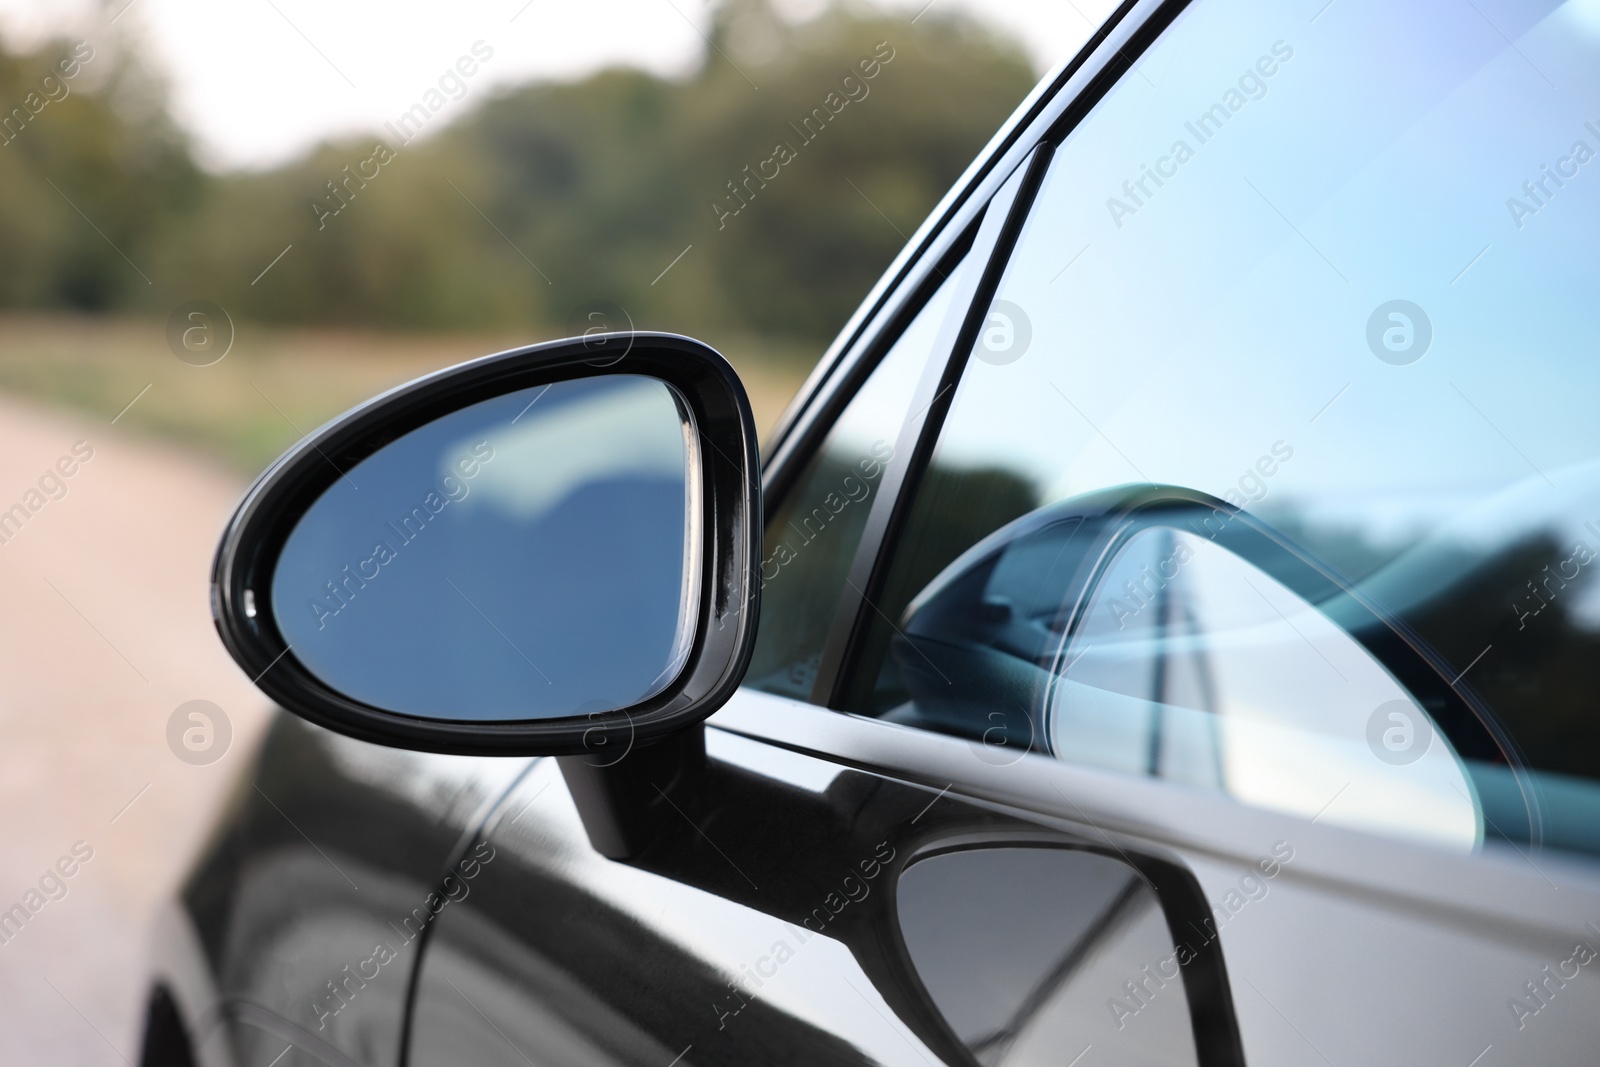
[627,742,1242,1065]
[210,333,762,758]
[409,756,874,1066]
[172,715,530,1066]
[408,729,1244,1066]
[556,725,709,860]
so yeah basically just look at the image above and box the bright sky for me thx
[0,0,1119,170]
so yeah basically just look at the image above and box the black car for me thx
[142,0,1600,1063]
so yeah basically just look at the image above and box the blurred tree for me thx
[2,1,1037,349]
[0,34,198,311]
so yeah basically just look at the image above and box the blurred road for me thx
[0,393,272,1065]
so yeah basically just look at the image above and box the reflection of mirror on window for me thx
[1051,527,1480,851]
[884,488,1494,854]
[896,847,1198,1067]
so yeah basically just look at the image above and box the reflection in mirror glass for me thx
[272,375,697,721]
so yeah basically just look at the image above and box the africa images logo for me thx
[1366,299,1432,365]
[167,700,232,766]
[166,300,234,366]
[1365,699,1433,766]
[977,300,1030,365]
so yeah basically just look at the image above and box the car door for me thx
[404,726,1240,1067]
[749,0,1600,1062]
[423,0,1600,1062]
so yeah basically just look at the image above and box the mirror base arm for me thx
[557,725,707,860]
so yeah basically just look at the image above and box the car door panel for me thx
[713,689,1600,1063]
[1209,872,1600,1063]
[167,714,528,1067]
[407,754,904,1067]
[409,708,1242,1066]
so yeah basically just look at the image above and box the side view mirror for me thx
[210,333,760,771]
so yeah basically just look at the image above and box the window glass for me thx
[849,0,1600,856]
[745,263,963,699]
[1054,528,1478,848]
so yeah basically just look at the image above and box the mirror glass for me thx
[896,847,1198,1067]
[270,374,697,721]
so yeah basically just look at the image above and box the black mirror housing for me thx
[211,333,762,759]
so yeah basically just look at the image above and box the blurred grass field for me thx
[0,315,816,476]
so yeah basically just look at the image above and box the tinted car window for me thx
[746,262,965,699]
[847,0,1600,856]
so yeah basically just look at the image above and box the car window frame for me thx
[810,145,1053,707]
[757,0,1200,711]
[757,0,1168,482]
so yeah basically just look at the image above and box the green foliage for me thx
[0,36,198,310]
[0,2,1035,347]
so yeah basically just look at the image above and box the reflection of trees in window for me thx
[1261,513,1600,849]
[747,450,894,699]
[1397,532,1600,784]
[1245,507,1600,783]
[851,462,1038,715]
[1251,504,1403,586]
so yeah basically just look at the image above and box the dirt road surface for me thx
[0,393,272,1065]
